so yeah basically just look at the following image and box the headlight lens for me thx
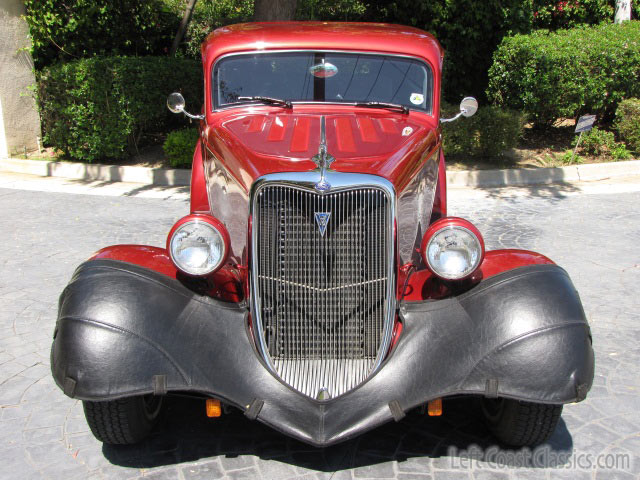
[424,221,484,280]
[169,219,226,275]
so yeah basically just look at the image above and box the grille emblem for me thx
[314,212,331,236]
[316,387,331,400]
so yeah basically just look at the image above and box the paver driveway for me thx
[0,175,638,479]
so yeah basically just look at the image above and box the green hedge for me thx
[163,128,199,168]
[616,98,640,153]
[441,104,525,159]
[487,21,640,125]
[24,0,181,69]
[38,56,202,162]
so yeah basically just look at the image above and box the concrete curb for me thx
[2,157,639,189]
[0,157,191,186]
[446,159,640,187]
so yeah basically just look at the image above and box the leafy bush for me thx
[24,0,181,69]
[38,56,202,162]
[488,21,640,126]
[163,128,199,167]
[615,98,640,153]
[441,104,525,159]
[576,127,631,160]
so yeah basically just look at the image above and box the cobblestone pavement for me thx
[0,178,639,479]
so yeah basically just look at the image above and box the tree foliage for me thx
[362,1,532,102]
[295,0,366,20]
[25,0,640,108]
[531,0,613,29]
[180,0,254,58]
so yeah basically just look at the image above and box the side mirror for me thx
[440,96,478,123]
[460,97,478,117]
[167,92,204,120]
[167,92,186,114]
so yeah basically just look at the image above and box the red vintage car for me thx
[51,22,594,448]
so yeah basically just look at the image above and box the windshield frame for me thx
[211,49,434,115]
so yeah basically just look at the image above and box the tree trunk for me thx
[254,0,297,21]
[615,0,631,23]
[170,0,198,56]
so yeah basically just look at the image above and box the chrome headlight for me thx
[168,216,228,276]
[422,218,484,280]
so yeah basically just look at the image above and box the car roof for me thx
[201,22,444,72]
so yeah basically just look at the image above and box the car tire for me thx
[83,395,163,445]
[481,398,563,447]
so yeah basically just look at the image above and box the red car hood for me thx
[205,109,440,193]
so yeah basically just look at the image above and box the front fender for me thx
[400,264,594,403]
[51,259,593,446]
[90,245,177,278]
[89,245,243,301]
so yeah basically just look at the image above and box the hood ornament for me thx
[312,116,335,192]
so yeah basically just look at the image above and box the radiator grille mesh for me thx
[253,185,391,398]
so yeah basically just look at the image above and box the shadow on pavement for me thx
[476,181,582,205]
[121,183,190,198]
[65,178,190,197]
[103,396,574,472]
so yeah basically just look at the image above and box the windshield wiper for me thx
[236,96,292,108]
[354,102,409,114]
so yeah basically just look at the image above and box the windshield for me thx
[213,51,433,113]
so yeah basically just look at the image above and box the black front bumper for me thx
[51,259,594,446]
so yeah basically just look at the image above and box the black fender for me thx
[51,259,594,446]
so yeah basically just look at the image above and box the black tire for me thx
[83,395,163,445]
[481,398,563,447]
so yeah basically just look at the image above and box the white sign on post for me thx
[573,114,597,158]
[575,115,596,133]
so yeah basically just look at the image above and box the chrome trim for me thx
[211,49,435,115]
[249,171,397,398]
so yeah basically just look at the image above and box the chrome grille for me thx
[252,183,393,398]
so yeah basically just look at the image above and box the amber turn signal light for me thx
[206,398,222,417]
[427,398,442,416]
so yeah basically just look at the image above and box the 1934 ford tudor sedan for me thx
[51,22,594,447]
